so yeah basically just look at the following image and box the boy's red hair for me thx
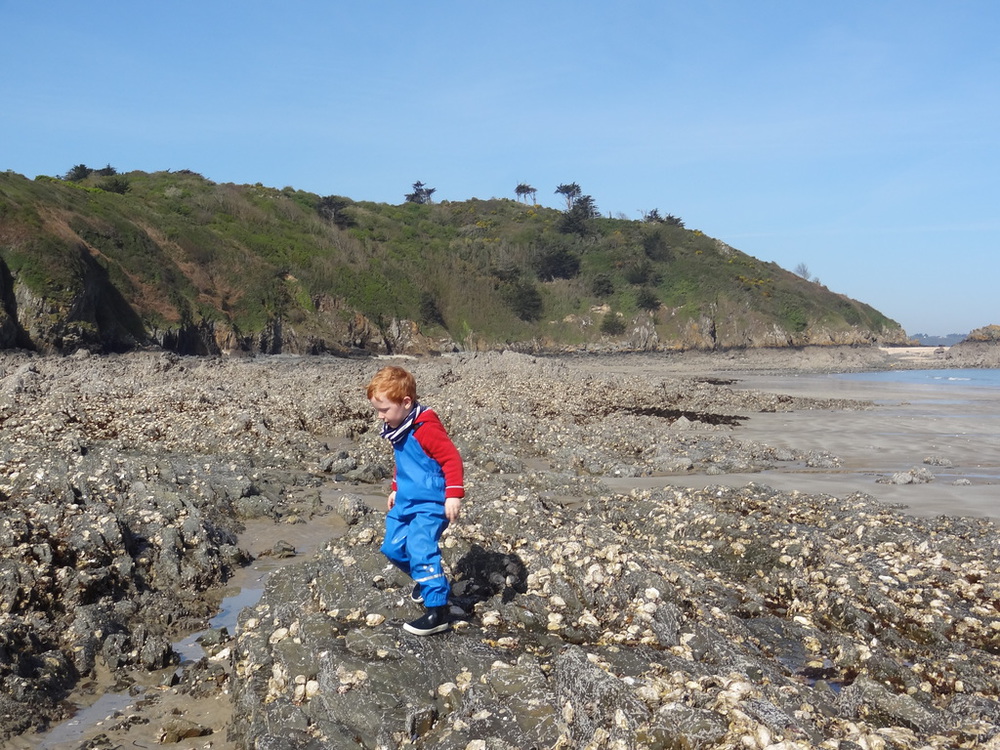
[366,366,417,404]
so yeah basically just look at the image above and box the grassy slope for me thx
[0,169,901,351]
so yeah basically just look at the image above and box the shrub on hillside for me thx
[534,245,580,281]
[636,286,660,311]
[504,281,543,321]
[419,292,446,328]
[601,314,626,335]
[624,261,659,286]
[98,176,131,195]
[642,229,672,262]
[591,273,614,298]
[317,195,356,229]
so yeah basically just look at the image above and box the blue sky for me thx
[3,1,998,336]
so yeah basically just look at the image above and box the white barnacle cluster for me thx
[267,619,300,645]
[293,674,321,702]
[525,566,551,597]
[620,587,663,644]
[334,665,368,695]
[265,662,289,703]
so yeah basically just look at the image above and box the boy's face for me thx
[370,392,413,429]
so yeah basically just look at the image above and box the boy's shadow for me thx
[449,544,528,613]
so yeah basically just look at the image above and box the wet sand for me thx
[24,354,1000,749]
[638,372,1000,521]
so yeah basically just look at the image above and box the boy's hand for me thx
[387,491,396,511]
[445,496,461,522]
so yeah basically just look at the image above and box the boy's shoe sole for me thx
[410,583,424,604]
[403,607,450,636]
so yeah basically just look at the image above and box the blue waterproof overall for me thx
[380,423,451,607]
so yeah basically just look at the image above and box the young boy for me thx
[366,366,464,635]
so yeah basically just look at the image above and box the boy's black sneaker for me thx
[403,606,450,636]
[410,583,424,604]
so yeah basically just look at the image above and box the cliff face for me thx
[143,304,460,357]
[0,271,908,357]
[576,311,910,354]
[670,315,912,350]
[0,250,457,356]
[0,261,910,356]
[0,263,26,349]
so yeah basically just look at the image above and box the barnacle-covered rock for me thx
[3,350,999,749]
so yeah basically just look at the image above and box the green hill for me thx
[0,168,906,355]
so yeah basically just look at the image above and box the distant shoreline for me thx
[877,345,950,364]
[4,341,998,374]
[546,343,994,378]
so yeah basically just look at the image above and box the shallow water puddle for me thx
[36,568,273,749]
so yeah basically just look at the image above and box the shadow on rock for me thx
[449,543,527,610]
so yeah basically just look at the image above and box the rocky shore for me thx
[1,346,998,749]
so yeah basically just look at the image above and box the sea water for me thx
[836,368,1000,391]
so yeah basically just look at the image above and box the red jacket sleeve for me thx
[412,411,465,499]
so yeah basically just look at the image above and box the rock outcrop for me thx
[943,327,1000,368]
[230,483,1000,749]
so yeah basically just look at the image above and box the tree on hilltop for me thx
[318,195,356,229]
[63,163,120,182]
[64,164,93,182]
[405,181,436,204]
[794,262,819,284]
[515,183,537,203]
[642,208,684,227]
[555,183,581,210]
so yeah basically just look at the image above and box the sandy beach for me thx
[649,371,1000,521]
[557,346,999,520]
[13,348,1000,749]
